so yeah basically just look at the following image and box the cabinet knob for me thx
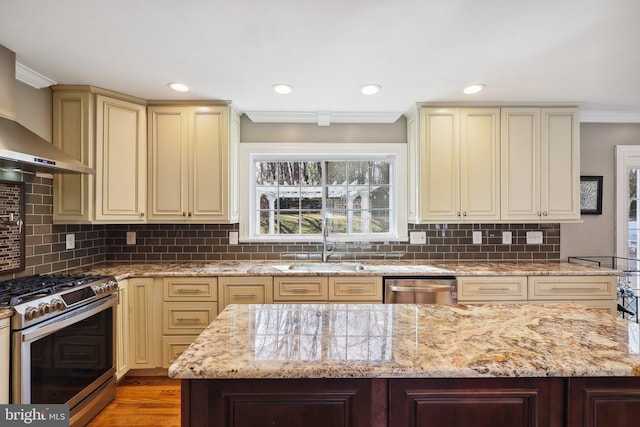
[543,211,548,216]
[457,212,461,217]
[140,212,145,217]
[537,211,542,216]
[182,212,186,217]
[188,212,192,217]
[463,212,467,217]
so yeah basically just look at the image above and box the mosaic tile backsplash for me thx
[1,174,560,280]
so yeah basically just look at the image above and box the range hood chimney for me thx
[0,45,93,174]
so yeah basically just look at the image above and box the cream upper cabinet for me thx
[147,105,239,223]
[52,86,147,223]
[500,107,580,221]
[95,96,147,221]
[409,107,500,222]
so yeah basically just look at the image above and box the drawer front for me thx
[329,277,382,302]
[162,335,198,368]
[164,277,217,301]
[163,302,218,335]
[219,277,273,311]
[457,276,527,301]
[528,276,617,300]
[274,277,328,301]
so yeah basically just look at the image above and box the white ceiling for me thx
[1,0,639,123]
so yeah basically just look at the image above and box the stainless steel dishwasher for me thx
[384,276,458,304]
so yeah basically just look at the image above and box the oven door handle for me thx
[19,296,115,343]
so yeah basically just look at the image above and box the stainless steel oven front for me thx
[12,294,117,426]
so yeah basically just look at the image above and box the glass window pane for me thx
[371,162,390,185]
[300,195,322,210]
[371,187,389,209]
[348,161,370,184]
[629,169,638,199]
[301,211,322,234]
[256,187,278,210]
[327,209,347,233]
[255,161,278,185]
[278,162,300,185]
[327,162,347,184]
[278,212,299,234]
[371,210,390,233]
[258,210,277,235]
[301,162,323,185]
[327,186,347,209]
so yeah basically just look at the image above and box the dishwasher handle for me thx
[387,284,456,293]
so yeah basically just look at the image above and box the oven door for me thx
[12,295,116,409]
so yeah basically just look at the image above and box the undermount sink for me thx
[285,263,366,272]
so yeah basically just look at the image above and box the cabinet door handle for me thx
[233,293,258,298]
[176,317,201,322]
[188,212,192,217]
[140,212,145,217]
[176,288,204,293]
[182,212,186,217]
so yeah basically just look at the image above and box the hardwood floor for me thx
[87,377,181,427]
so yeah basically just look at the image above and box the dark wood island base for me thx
[180,376,640,427]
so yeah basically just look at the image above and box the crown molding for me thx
[15,61,56,89]
[244,111,403,125]
[580,110,640,123]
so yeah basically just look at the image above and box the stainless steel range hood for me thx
[0,45,93,174]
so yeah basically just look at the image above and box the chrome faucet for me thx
[322,217,334,262]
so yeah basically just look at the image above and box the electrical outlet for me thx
[526,231,543,244]
[502,231,513,245]
[229,231,239,245]
[409,231,426,244]
[65,233,75,250]
[126,231,136,245]
[472,230,482,245]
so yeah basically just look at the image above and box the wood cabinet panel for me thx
[528,276,617,300]
[116,279,130,380]
[218,276,273,312]
[457,276,527,302]
[163,277,217,301]
[389,378,563,427]
[162,302,218,335]
[129,277,158,369]
[329,276,382,302]
[274,277,329,302]
[0,318,8,404]
[568,377,640,427]
[182,378,379,427]
[162,335,198,368]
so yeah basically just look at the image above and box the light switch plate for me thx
[526,231,543,244]
[126,231,136,245]
[502,231,512,245]
[229,231,239,245]
[65,233,75,250]
[409,231,426,244]
[472,230,482,245]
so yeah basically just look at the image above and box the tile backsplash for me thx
[1,174,560,280]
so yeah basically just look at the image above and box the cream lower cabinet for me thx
[457,276,527,304]
[501,107,580,221]
[116,279,130,380]
[218,276,273,312]
[147,105,240,223]
[274,276,383,303]
[129,277,161,369]
[528,276,617,314]
[458,275,617,315]
[162,277,218,368]
[52,86,147,223]
[0,317,9,404]
[407,107,500,223]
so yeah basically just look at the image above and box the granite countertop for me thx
[74,260,620,280]
[0,309,11,320]
[168,303,640,380]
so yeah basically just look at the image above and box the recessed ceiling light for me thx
[272,84,293,95]
[361,84,381,95]
[463,84,485,95]
[167,82,190,92]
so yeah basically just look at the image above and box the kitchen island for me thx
[169,303,640,427]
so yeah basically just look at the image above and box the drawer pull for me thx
[176,288,204,293]
[176,317,201,322]
[290,288,311,292]
[478,287,511,291]
[233,293,258,298]
[550,287,599,292]
[346,287,365,292]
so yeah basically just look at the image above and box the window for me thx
[239,143,407,242]
[616,146,640,259]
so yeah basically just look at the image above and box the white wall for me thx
[561,123,640,259]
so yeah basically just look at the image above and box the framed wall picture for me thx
[580,175,603,215]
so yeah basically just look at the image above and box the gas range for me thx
[0,273,118,330]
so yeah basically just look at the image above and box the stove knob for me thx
[25,307,38,320]
[38,302,51,315]
[51,299,65,311]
